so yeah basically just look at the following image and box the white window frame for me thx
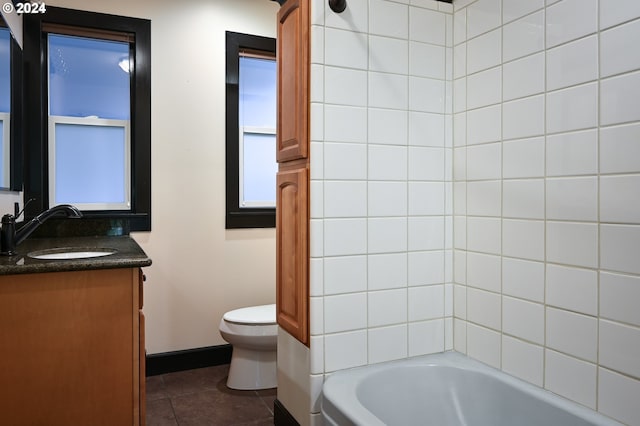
[0,112,9,186]
[48,115,131,211]
[238,126,276,208]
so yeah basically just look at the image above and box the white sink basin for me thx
[28,248,117,260]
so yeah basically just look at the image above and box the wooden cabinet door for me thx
[276,165,309,345]
[0,268,141,426]
[276,0,309,163]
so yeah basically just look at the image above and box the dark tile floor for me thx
[146,364,276,426]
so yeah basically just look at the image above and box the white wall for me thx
[45,0,280,353]
[453,0,640,424]
[0,192,22,216]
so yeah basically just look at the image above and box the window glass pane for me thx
[53,122,127,205]
[239,57,276,129]
[238,55,277,208]
[242,132,277,205]
[0,28,9,113]
[0,118,6,187]
[48,34,130,119]
[48,33,131,210]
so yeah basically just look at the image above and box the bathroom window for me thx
[48,34,131,211]
[23,7,151,231]
[0,27,9,188]
[225,31,277,229]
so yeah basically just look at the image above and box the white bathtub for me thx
[322,352,622,426]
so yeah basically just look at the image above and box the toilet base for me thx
[226,347,277,390]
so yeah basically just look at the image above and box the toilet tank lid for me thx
[223,304,276,324]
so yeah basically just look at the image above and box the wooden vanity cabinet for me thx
[0,268,146,426]
[276,0,311,346]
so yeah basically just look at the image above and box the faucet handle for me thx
[14,198,36,220]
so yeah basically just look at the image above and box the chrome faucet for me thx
[0,203,83,256]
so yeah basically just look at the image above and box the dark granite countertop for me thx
[0,236,152,275]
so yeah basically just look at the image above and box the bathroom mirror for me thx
[0,8,23,192]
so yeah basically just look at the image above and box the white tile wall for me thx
[546,35,598,91]
[600,175,640,223]
[409,319,445,356]
[296,1,640,425]
[600,0,640,28]
[599,319,640,379]
[545,177,598,221]
[600,123,640,174]
[410,6,447,45]
[323,255,367,295]
[546,130,598,176]
[545,349,597,409]
[466,29,501,73]
[466,105,501,145]
[467,323,501,368]
[600,272,640,327]
[466,66,501,109]
[502,296,544,344]
[502,258,545,302]
[545,0,597,48]
[502,95,545,140]
[369,110,407,146]
[324,293,367,333]
[502,335,544,386]
[600,71,640,126]
[368,325,408,363]
[502,11,544,62]
[502,179,545,219]
[601,224,640,275]
[467,287,501,330]
[465,0,500,39]
[502,137,545,178]
[546,264,597,315]
[324,28,368,69]
[502,219,545,261]
[323,180,367,217]
[408,251,446,286]
[324,105,367,143]
[370,0,407,38]
[450,2,640,423]
[546,83,598,134]
[502,53,544,101]
[546,221,598,268]
[503,0,543,24]
[598,368,640,425]
[367,253,407,290]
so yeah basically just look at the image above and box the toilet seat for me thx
[223,304,276,325]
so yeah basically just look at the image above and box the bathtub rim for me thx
[321,351,622,426]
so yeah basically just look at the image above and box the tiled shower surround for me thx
[276,0,640,425]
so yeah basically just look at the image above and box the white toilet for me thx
[218,303,278,390]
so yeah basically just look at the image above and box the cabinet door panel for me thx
[0,269,141,426]
[276,166,309,345]
[277,0,309,163]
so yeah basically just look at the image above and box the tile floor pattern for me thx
[146,364,276,426]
